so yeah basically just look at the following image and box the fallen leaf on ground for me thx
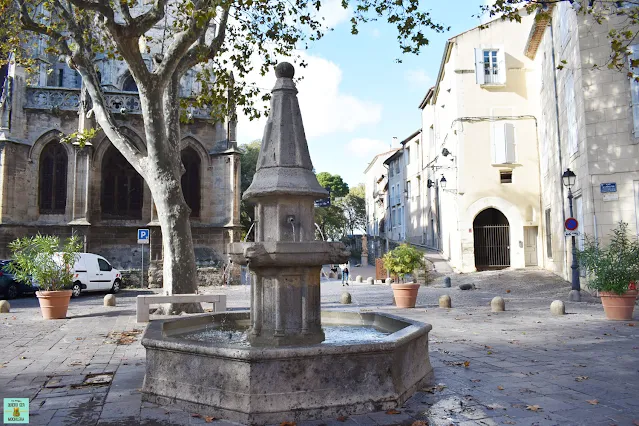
[497,386,504,390]
[204,416,215,423]
[279,422,295,426]
[587,399,599,405]
[484,345,492,349]
[486,403,507,410]
[575,376,589,382]
[506,289,511,293]
[76,337,83,340]
[191,414,201,418]
[386,409,401,414]
[471,379,481,382]
[526,405,542,411]
[487,351,493,355]
[628,323,635,327]
[632,420,639,426]
[336,416,348,422]
[411,421,429,426]
[464,361,470,368]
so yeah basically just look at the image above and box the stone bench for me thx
[136,294,227,323]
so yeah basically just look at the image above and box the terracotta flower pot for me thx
[599,289,637,321]
[391,283,420,308]
[36,290,72,320]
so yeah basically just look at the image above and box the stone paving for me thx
[1,268,638,426]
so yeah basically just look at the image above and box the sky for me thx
[236,0,488,188]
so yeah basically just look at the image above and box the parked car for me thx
[53,253,122,297]
[0,260,39,299]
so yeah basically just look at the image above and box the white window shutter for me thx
[505,123,516,163]
[629,45,639,135]
[493,122,506,164]
[497,47,506,84]
[565,72,578,155]
[475,48,485,85]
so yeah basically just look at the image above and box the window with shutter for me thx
[629,45,639,136]
[565,72,578,155]
[493,122,506,164]
[476,47,505,85]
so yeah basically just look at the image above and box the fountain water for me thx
[140,62,433,425]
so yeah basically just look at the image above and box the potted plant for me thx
[6,235,82,319]
[383,244,428,308]
[578,222,639,321]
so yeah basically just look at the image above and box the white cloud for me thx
[346,138,390,158]
[404,69,432,88]
[237,52,382,144]
[316,0,351,29]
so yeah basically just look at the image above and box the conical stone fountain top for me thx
[243,63,328,200]
[229,62,349,346]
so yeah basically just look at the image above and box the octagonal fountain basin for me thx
[141,311,433,425]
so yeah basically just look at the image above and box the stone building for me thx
[0,50,241,275]
[529,2,639,281]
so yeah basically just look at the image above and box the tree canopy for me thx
[316,172,349,199]
[239,140,260,237]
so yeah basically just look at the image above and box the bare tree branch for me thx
[176,5,231,77]
[155,0,215,82]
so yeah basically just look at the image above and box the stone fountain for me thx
[140,63,433,425]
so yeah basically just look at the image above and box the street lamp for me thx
[562,168,581,301]
[439,176,447,189]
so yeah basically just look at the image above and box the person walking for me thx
[342,266,349,286]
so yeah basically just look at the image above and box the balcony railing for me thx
[25,86,212,119]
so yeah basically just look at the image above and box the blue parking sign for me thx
[138,229,150,244]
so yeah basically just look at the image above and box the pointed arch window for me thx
[39,142,67,214]
[122,74,138,92]
[181,147,201,217]
[101,145,143,219]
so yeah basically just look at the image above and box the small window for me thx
[98,258,111,271]
[545,209,553,258]
[406,181,411,198]
[500,171,512,184]
[475,47,506,85]
[405,147,410,165]
[57,69,64,87]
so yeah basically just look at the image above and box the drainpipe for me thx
[549,18,568,279]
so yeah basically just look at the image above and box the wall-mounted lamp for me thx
[427,179,434,188]
[439,176,447,189]
[439,175,457,194]
[442,148,451,157]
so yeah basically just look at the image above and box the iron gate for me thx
[473,224,510,270]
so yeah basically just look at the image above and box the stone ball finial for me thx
[0,300,10,313]
[275,62,295,79]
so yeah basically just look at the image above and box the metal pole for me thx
[568,187,580,293]
[141,243,144,288]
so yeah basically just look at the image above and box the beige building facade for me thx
[417,13,543,273]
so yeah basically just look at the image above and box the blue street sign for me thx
[565,218,578,231]
[600,183,617,193]
[138,229,150,244]
[314,187,331,208]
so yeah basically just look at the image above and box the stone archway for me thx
[473,208,510,271]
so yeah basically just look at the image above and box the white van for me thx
[63,253,122,297]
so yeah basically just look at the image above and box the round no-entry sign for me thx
[565,217,578,231]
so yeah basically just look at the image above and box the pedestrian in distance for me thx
[342,267,349,286]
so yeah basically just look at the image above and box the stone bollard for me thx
[104,294,116,307]
[356,275,363,283]
[366,277,374,285]
[340,292,352,304]
[444,277,451,288]
[550,300,565,315]
[459,283,475,290]
[0,300,10,313]
[438,295,451,308]
[491,296,505,312]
